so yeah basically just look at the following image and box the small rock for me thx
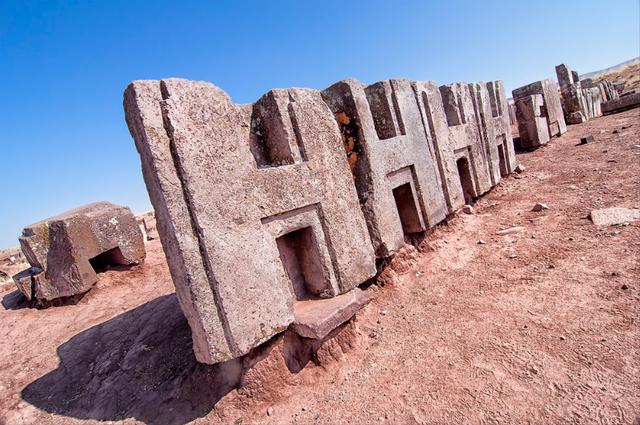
[477,240,486,245]
[379,309,387,316]
[612,129,619,134]
[267,407,274,416]
[514,164,526,174]
[462,205,474,214]
[621,284,629,290]
[560,336,566,341]
[532,202,549,212]
[579,134,594,145]
[496,226,525,235]
[590,207,640,226]
[509,254,518,259]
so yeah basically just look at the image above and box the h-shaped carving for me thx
[124,79,376,364]
[413,81,494,211]
[322,79,448,258]
[469,81,516,186]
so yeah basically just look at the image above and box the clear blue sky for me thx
[1,0,638,248]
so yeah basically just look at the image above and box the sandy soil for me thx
[0,108,638,425]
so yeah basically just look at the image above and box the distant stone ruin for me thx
[512,79,567,148]
[135,210,158,241]
[124,75,515,364]
[13,202,145,302]
[556,63,619,124]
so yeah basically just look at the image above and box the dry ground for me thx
[594,61,640,95]
[0,108,638,425]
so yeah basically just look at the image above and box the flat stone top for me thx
[23,202,124,230]
[590,208,640,226]
[292,288,374,339]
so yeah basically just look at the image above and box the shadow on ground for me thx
[22,294,243,425]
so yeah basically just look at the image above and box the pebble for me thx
[478,240,486,245]
[267,407,274,416]
[532,202,549,212]
[621,284,629,290]
[496,226,525,235]
[462,205,474,214]
[560,336,566,341]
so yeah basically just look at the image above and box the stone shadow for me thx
[21,294,243,425]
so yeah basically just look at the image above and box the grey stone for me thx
[15,202,145,301]
[556,63,618,124]
[496,226,525,235]
[513,94,550,148]
[580,134,594,145]
[590,208,640,226]
[532,203,549,212]
[124,79,377,364]
[602,92,640,115]
[512,79,567,147]
[292,287,374,339]
[321,79,448,257]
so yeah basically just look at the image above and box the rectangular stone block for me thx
[124,79,377,364]
[321,79,448,257]
[413,81,494,210]
[514,94,550,148]
[602,92,640,114]
[469,81,517,185]
[512,79,566,138]
[16,202,145,301]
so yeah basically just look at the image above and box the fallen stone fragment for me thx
[579,134,594,145]
[292,288,374,339]
[590,208,640,226]
[532,203,549,212]
[514,164,526,174]
[496,226,525,235]
[462,205,474,214]
[14,202,146,302]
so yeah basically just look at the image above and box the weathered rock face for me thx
[469,81,517,185]
[124,79,377,364]
[556,63,619,124]
[514,94,550,148]
[322,79,447,257]
[602,92,640,115]
[414,81,497,209]
[14,202,145,301]
[124,76,515,365]
[512,79,567,147]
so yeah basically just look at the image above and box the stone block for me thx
[514,94,550,148]
[413,81,493,210]
[512,79,566,138]
[292,287,374,339]
[602,92,640,114]
[469,81,517,184]
[321,79,447,257]
[15,202,145,301]
[124,79,377,364]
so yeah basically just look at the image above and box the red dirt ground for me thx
[0,108,638,425]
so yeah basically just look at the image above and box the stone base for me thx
[291,288,374,339]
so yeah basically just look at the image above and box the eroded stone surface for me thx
[322,79,447,257]
[124,75,515,364]
[590,208,640,226]
[292,288,374,339]
[15,202,145,301]
[124,79,377,364]
[512,79,566,148]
